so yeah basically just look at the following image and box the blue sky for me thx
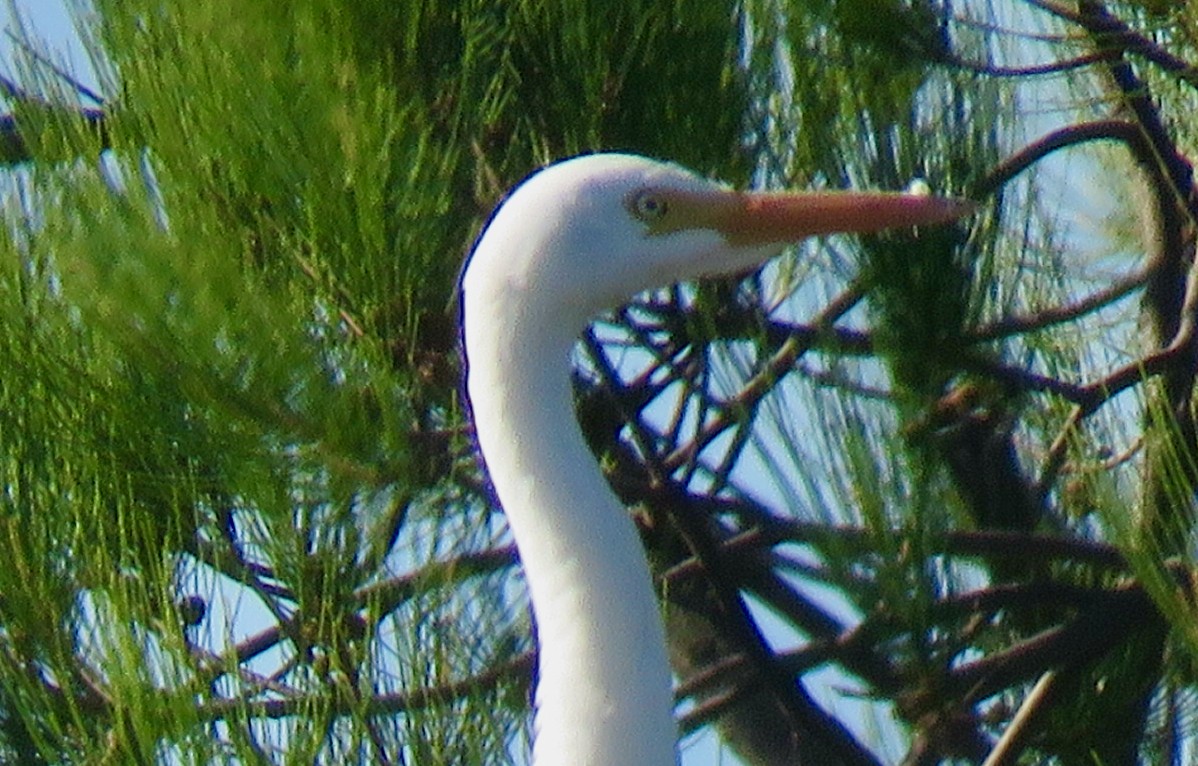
[0,2,94,91]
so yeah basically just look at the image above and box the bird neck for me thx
[464,303,677,766]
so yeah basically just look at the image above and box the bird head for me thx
[462,153,972,336]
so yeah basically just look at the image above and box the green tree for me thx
[1,1,1198,765]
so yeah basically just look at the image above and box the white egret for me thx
[460,153,971,766]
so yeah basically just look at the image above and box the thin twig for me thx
[3,29,105,105]
[200,650,536,722]
[978,120,1145,196]
[967,270,1146,342]
[982,671,1060,766]
[662,283,866,472]
[944,50,1115,78]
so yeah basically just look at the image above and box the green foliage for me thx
[0,0,757,762]
[4,0,1198,764]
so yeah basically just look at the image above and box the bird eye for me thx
[628,190,668,223]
